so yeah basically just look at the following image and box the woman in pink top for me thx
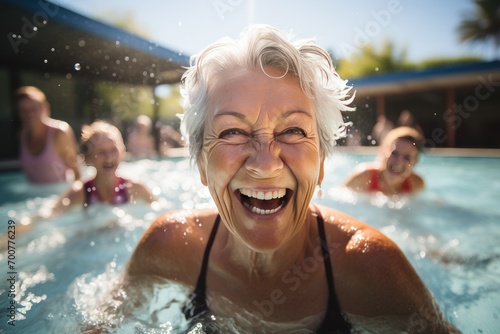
[16,86,81,183]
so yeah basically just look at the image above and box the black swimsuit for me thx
[182,213,352,333]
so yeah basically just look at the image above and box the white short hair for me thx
[180,24,354,163]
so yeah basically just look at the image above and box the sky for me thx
[55,0,496,63]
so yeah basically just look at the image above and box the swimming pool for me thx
[1,152,499,333]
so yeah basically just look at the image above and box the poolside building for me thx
[346,61,500,149]
[0,0,189,166]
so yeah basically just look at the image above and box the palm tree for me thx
[458,0,500,58]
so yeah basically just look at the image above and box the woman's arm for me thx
[53,122,81,180]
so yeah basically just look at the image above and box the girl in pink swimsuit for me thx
[48,121,156,214]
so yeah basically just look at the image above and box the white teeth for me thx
[245,203,283,215]
[239,188,287,215]
[240,188,286,200]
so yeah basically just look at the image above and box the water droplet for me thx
[66,73,72,79]
[51,47,55,52]
[74,63,81,70]
[78,40,85,47]
[33,26,38,32]
[44,59,48,63]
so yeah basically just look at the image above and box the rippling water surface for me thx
[0,154,499,333]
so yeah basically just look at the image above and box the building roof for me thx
[348,60,500,96]
[0,0,190,85]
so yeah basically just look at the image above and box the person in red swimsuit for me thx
[48,120,156,215]
[344,126,425,195]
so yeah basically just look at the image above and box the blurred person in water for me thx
[110,25,457,333]
[16,86,81,183]
[344,126,425,195]
[397,109,424,138]
[126,114,157,159]
[48,120,156,214]
[1,121,158,246]
[370,114,394,145]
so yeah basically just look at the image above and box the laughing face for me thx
[383,138,419,181]
[198,67,324,251]
[85,133,122,175]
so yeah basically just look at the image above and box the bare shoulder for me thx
[48,119,74,137]
[338,216,412,278]
[410,173,425,192]
[125,208,219,285]
[57,180,85,208]
[343,163,376,190]
[315,204,394,254]
[49,120,78,152]
[125,179,156,203]
[316,205,457,331]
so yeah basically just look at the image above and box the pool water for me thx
[0,153,499,333]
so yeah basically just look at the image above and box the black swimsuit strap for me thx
[183,214,221,319]
[184,212,350,332]
[316,211,352,333]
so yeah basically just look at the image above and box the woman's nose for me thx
[244,135,283,177]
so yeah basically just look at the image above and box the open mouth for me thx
[389,165,405,175]
[236,188,292,215]
[103,162,115,169]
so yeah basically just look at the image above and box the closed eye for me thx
[281,128,306,136]
[219,128,251,144]
[219,128,247,138]
[276,127,307,143]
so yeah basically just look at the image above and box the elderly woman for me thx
[122,25,457,333]
[344,126,425,195]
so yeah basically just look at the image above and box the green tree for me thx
[336,38,413,79]
[458,0,500,58]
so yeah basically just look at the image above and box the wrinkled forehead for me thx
[207,67,310,115]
